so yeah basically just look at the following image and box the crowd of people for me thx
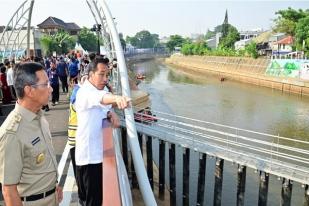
[0,51,129,206]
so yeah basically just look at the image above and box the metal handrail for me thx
[120,107,309,183]
[133,105,309,144]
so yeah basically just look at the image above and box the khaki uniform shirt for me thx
[0,103,58,197]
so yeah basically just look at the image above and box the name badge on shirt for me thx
[31,137,40,146]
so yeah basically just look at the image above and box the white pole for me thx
[27,0,34,58]
[101,1,157,206]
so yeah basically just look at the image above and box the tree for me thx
[40,35,55,56]
[77,27,98,52]
[295,16,309,55]
[219,25,240,49]
[166,35,186,51]
[273,8,309,36]
[181,43,194,55]
[244,42,258,58]
[135,30,155,48]
[126,36,138,47]
[151,33,160,48]
[40,30,76,56]
[126,30,159,48]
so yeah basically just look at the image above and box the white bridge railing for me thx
[120,106,309,185]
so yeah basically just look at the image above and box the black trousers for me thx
[59,76,68,92]
[69,147,84,200]
[8,85,16,99]
[76,163,102,206]
[51,84,59,103]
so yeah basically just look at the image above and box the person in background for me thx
[47,62,60,106]
[6,61,16,100]
[0,66,12,104]
[57,57,69,93]
[68,58,79,85]
[34,57,50,112]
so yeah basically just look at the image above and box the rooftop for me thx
[37,16,80,31]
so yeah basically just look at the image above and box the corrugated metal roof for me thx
[252,31,273,44]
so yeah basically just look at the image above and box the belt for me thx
[21,187,56,202]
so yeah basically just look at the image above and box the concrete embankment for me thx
[165,55,309,97]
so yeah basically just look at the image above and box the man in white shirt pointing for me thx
[75,56,130,206]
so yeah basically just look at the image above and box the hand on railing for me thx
[107,111,120,128]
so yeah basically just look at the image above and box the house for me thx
[206,32,222,50]
[37,17,81,35]
[234,39,252,50]
[268,33,286,56]
[253,31,273,56]
[272,35,293,56]
[239,30,263,40]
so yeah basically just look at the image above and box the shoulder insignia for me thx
[6,113,22,133]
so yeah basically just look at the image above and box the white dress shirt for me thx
[75,80,111,166]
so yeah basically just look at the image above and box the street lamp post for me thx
[91,24,102,54]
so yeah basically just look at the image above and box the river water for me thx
[130,59,309,206]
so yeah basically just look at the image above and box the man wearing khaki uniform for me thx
[0,62,63,206]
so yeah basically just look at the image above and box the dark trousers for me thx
[51,84,59,103]
[8,85,16,99]
[59,76,68,93]
[70,75,78,85]
[76,163,102,206]
[69,147,84,200]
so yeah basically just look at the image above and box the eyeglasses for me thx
[31,82,51,89]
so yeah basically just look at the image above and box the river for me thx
[130,59,309,206]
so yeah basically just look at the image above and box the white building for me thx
[0,27,42,58]
[239,30,263,40]
[206,32,222,50]
[234,39,252,50]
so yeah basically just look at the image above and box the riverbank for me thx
[165,55,309,97]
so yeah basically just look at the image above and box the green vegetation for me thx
[218,25,240,49]
[166,35,187,52]
[77,27,98,52]
[273,8,309,56]
[40,30,76,56]
[181,42,209,55]
[180,41,258,58]
[295,16,309,55]
[243,42,258,58]
[126,30,160,48]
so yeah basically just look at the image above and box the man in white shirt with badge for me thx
[75,56,130,206]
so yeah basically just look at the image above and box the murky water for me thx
[130,60,309,206]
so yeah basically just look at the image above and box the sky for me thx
[0,0,308,38]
